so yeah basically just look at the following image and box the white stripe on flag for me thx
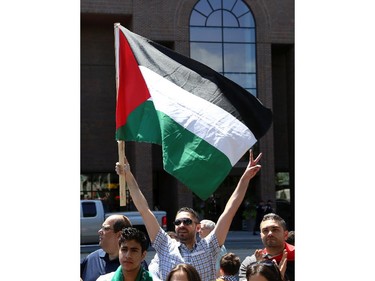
[140,66,257,165]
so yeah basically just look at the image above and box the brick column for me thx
[133,143,154,207]
[257,42,276,203]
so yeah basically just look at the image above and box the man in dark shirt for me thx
[80,214,147,281]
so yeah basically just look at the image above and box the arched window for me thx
[190,0,257,96]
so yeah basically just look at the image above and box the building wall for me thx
[81,0,294,229]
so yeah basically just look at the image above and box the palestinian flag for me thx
[114,24,272,200]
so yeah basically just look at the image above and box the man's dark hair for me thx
[262,213,287,230]
[220,253,241,276]
[118,227,149,252]
[176,207,200,222]
[113,215,132,233]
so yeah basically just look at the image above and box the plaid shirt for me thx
[216,275,238,281]
[152,228,221,281]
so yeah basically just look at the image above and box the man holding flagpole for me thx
[114,24,272,202]
[115,149,262,281]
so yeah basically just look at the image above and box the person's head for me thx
[246,260,284,281]
[286,230,294,245]
[174,207,200,243]
[260,213,288,253]
[118,227,148,274]
[166,263,202,281]
[198,219,215,239]
[98,215,132,254]
[219,252,241,276]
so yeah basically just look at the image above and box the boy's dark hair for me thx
[262,213,287,231]
[220,253,241,276]
[176,207,200,222]
[118,227,149,252]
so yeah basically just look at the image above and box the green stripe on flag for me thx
[116,100,231,200]
[116,100,162,144]
[157,111,232,200]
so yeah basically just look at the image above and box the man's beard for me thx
[177,229,195,243]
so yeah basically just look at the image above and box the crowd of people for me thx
[80,150,295,281]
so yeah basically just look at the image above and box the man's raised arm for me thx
[116,158,160,242]
[214,150,262,246]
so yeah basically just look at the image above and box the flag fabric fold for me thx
[114,24,272,200]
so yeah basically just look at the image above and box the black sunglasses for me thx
[173,218,194,226]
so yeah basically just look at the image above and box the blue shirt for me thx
[81,249,148,281]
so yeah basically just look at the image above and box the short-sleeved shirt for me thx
[216,275,237,281]
[238,242,295,281]
[81,249,120,281]
[147,253,161,280]
[152,228,221,281]
[81,249,148,281]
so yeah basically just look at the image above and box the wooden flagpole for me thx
[118,140,127,206]
[115,23,126,207]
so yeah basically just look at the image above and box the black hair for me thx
[220,253,241,276]
[262,213,287,231]
[118,227,149,252]
[246,261,284,281]
[176,207,200,222]
[286,230,295,245]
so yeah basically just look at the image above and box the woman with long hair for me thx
[166,263,202,281]
[246,260,286,281]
